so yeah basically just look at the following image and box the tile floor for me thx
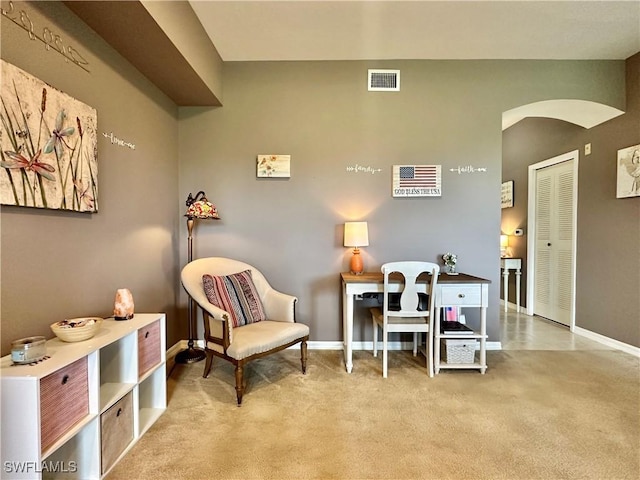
[500,308,614,351]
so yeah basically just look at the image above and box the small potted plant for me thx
[442,252,458,275]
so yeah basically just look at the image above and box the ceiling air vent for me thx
[368,69,400,92]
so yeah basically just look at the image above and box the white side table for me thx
[500,257,522,312]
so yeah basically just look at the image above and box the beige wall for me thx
[502,53,640,347]
[0,1,181,355]
[179,59,625,344]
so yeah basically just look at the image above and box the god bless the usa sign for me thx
[392,165,442,197]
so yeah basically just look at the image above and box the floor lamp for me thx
[174,191,220,364]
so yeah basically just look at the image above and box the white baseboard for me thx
[169,339,503,355]
[169,330,639,359]
[573,327,640,357]
[500,299,521,313]
[166,339,205,359]
[307,341,343,350]
[308,340,503,351]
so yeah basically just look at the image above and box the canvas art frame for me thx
[501,180,514,208]
[616,144,640,199]
[392,165,442,197]
[257,154,291,178]
[1,60,98,212]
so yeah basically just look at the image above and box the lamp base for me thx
[174,346,206,364]
[350,248,364,275]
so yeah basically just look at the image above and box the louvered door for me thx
[533,159,575,326]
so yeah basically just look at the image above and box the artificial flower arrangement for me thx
[442,252,458,274]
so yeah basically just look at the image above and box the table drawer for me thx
[40,357,89,452]
[101,390,134,474]
[138,320,161,378]
[441,285,482,306]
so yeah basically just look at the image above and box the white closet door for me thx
[534,160,574,326]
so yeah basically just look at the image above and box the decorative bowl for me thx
[51,317,103,342]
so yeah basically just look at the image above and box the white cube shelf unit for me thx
[1,313,167,479]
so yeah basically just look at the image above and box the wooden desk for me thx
[341,272,490,375]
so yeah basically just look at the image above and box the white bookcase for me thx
[1,313,167,479]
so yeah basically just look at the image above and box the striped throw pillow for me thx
[202,270,266,327]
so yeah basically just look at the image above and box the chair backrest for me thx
[181,257,272,309]
[381,261,439,318]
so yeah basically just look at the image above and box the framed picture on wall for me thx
[616,144,640,198]
[501,180,514,208]
[392,165,441,197]
[0,60,98,213]
[257,154,291,178]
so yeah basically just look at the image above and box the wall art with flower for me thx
[1,60,98,212]
[616,144,640,199]
[257,154,290,178]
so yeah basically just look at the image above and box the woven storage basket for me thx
[40,357,89,451]
[441,339,476,364]
[138,319,161,378]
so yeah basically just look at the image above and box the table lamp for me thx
[500,234,510,257]
[344,221,369,275]
[175,191,220,364]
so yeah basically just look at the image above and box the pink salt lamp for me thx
[114,288,134,320]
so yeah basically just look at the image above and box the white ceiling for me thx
[189,0,640,62]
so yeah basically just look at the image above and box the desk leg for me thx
[502,269,510,312]
[434,306,441,375]
[480,306,487,374]
[515,267,521,313]
[343,290,354,373]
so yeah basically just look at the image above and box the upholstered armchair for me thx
[181,257,309,405]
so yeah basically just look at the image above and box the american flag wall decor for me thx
[392,165,442,197]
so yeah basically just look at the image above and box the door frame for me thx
[526,150,579,331]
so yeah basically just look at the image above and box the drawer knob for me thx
[145,331,150,339]
[458,293,465,298]
[61,374,69,385]
[117,407,122,417]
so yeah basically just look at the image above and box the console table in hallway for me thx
[500,257,522,313]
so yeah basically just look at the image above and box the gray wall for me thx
[0,1,181,355]
[0,2,632,355]
[502,53,640,347]
[179,59,625,344]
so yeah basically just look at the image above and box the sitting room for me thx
[1,2,638,479]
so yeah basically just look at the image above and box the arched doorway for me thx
[500,99,624,326]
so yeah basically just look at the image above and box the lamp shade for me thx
[500,234,509,248]
[344,222,369,248]
[185,191,220,219]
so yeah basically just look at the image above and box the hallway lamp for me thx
[344,221,369,275]
[175,191,220,364]
[500,234,510,258]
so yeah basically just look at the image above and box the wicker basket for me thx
[51,317,102,342]
[441,339,476,364]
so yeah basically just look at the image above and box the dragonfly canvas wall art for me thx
[1,60,98,212]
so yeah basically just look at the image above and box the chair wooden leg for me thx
[235,364,244,406]
[202,350,214,378]
[300,340,308,374]
[413,332,418,356]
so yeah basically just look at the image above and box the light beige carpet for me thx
[107,348,640,480]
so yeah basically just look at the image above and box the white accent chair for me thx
[181,257,309,405]
[370,261,439,378]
